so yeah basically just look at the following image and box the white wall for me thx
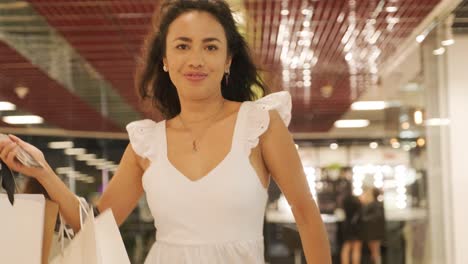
[446,34,468,264]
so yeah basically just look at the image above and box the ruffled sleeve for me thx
[126,119,158,159]
[244,91,292,150]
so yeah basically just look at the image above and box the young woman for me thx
[361,187,386,264]
[340,182,363,264]
[0,1,331,263]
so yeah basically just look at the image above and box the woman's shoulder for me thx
[244,91,292,127]
[240,91,292,150]
[126,119,160,129]
[126,119,162,159]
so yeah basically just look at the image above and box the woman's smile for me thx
[184,71,208,82]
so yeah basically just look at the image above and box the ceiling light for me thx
[401,122,410,130]
[66,171,83,179]
[385,6,398,13]
[64,148,86,156]
[401,82,420,92]
[370,142,379,149]
[432,47,445,56]
[82,176,95,184]
[86,158,106,167]
[298,31,312,37]
[0,2,29,9]
[86,160,99,166]
[2,115,43,124]
[417,138,426,147]
[345,53,353,61]
[337,12,345,23]
[425,118,450,126]
[14,86,29,99]
[281,9,289,16]
[97,164,114,170]
[416,34,426,43]
[302,9,312,15]
[320,85,333,98]
[330,143,339,150]
[76,153,97,161]
[386,17,400,24]
[351,101,386,110]
[334,119,370,128]
[414,110,423,125]
[303,21,310,27]
[0,101,16,111]
[441,39,454,46]
[48,141,74,149]
[55,167,74,174]
[392,141,401,149]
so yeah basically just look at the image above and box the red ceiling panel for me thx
[244,0,439,132]
[18,0,441,133]
[27,0,158,115]
[0,42,121,132]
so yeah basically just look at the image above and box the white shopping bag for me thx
[95,209,131,264]
[0,194,58,264]
[1,194,45,264]
[50,199,130,264]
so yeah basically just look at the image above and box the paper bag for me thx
[50,200,130,264]
[43,199,59,263]
[0,194,58,264]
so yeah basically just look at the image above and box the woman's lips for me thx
[184,72,208,81]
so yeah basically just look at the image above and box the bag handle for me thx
[56,196,92,251]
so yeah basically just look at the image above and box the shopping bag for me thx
[95,209,131,264]
[42,199,59,263]
[50,199,130,264]
[0,194,58,264]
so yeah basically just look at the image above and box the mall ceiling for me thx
[0,0,442,135]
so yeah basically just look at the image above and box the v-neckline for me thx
[163,102,246,183]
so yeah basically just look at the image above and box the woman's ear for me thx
[225,55,232,70]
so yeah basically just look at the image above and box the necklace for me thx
[178,100,225,152]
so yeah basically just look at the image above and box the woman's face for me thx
[163,11,231,100]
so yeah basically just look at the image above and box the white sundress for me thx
[126,92,292,264]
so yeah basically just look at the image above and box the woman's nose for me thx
[187,50,204,68]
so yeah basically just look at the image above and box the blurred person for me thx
[340,181,363,264]
[361,187,385,264]
[0,1,331,263]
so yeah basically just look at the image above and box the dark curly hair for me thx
[136,0,267,119]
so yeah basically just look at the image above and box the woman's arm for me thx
[96,144,145,226]
[260,111,332,264]
[0,135,144,232]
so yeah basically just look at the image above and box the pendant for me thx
[192,140,198,152]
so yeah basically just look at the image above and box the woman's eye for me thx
[176,44,189,50]
[206,45,218,51]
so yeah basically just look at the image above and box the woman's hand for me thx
[0,134,51,180]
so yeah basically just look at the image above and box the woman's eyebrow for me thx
[172,37,222,43]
